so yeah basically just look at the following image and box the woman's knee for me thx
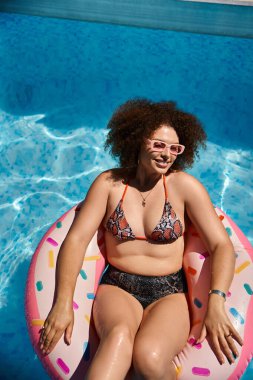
[132,340,174,378]
[101,324,135,354]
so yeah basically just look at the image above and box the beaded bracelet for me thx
[208,289,226,301]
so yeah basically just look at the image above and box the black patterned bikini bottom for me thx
[99,264,188,309]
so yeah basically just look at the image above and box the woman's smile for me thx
[154,159,171,168]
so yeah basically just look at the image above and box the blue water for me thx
[0,12,252,380]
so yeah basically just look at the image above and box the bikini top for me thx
[106,175,183,243]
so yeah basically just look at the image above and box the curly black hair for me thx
[105,98,207,171]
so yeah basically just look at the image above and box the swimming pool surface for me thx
[0,12,252,380]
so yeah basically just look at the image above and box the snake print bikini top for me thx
[106,175,183,243]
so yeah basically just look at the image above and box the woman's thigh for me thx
[134,293,190,359]
[92,284,143,340]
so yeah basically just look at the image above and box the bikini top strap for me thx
[121,183,129,203]
[163,174,168,200]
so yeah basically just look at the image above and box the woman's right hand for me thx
[39,300,74,355]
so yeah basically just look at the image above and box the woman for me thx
[39,99,243,380]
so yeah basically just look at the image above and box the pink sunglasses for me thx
[146,139,185,155]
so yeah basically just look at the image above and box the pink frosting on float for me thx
[25,206,76,380]
[218,208,252,257]
[217,208,253,380]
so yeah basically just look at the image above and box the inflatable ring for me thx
[25,205,253,379]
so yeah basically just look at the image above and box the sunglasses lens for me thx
[152,141,166,150]
[170,144,183,154]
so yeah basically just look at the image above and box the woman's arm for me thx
[179,173,243,365]
[54,171,110,303]
[39,171,111,354]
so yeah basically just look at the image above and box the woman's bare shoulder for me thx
[94,168,127,189]
[170,171,207,198]
[171,170,202,185]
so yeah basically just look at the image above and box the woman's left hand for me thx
[195,298,244,365]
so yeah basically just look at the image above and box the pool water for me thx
[0,12,253,380]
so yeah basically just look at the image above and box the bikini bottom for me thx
[99,264,188,309]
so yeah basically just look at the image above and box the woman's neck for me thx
[133,166,163,190]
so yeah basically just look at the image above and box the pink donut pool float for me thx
[25,205,253,379]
